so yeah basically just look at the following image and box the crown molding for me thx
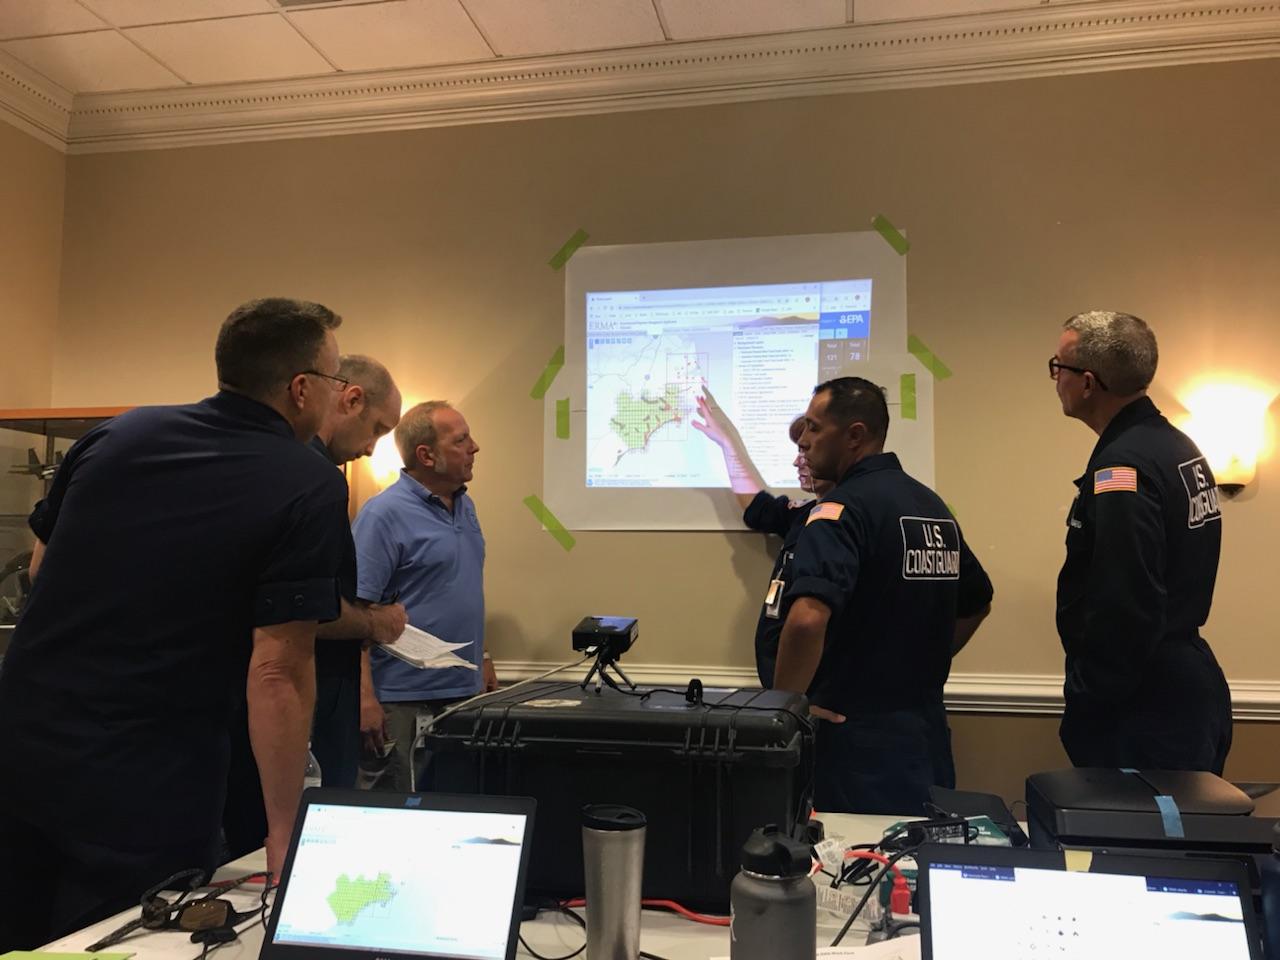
[0,51,71,151]
[3,0,1259,154]
[495,661,1280,722]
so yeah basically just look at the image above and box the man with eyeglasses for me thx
[223,354,408,858]
[1051,311,1230,774]
[0,298,351,949]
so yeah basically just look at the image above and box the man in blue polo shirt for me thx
[353,400,496,791]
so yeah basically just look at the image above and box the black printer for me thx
[1028,768,1277,894]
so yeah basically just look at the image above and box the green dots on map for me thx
[328,872,396,925]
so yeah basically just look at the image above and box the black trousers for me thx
[813,703,955,816]
[0,812,217,951]
[1061,635,1233,775]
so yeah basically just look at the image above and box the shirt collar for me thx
[397,469,467,508]
[1091,396,1161,460]
[837,451,902,486]
[207,390,295,439]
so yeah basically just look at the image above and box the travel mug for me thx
[582,804,647,960]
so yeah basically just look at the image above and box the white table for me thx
[43,814,908,960]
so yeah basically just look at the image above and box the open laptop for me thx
[259,789,536,960]
[917,842,1262,959]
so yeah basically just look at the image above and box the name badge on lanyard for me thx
[764,551,792,619]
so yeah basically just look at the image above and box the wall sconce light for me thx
[365,432,404,492]
[1177,381,1275,499]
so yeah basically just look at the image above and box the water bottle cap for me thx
[740,825,811,878]
[582,804,647,832]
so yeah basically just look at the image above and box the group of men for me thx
[698,309,1229,814]
[0,300,1231,949]
[0,299,491,949]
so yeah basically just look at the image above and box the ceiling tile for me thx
[289,0,492,71]
[854,0,1041,23]
[78,0,275,28]
[462,0,664,57]
[124,14,334,83]
[657,0,847,41]
[0,0,106,40]
[1,31,181,92]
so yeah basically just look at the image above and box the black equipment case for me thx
[425,681,815,910]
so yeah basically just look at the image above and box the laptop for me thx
[259,789,536,960]
[917,842,1262,959]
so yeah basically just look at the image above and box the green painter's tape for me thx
[908,334,952,380]
[530,345,565,399]
[548,228,589,270]
[872,214,910,255]
[555,398,570,439]
[900,373,917,420]
[523,495,576,551]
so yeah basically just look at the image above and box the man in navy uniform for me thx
[774,377,992,814]
[1051,310,1230,773]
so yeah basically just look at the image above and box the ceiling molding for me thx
[497,661,1280,722]
[0,50,71,151]
[1,1,1277,153]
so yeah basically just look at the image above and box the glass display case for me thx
[0,407,128,652]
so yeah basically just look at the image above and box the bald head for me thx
[323,355,402,463]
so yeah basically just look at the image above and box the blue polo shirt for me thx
[354,471,485,702]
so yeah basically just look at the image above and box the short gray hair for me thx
[337,354,395,408]
[395,401,451,467]
[1062,311,1158,395]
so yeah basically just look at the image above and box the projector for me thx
[572,616,638,660]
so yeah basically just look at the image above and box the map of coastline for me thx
[609,384,686,462]
[327,872,396,925]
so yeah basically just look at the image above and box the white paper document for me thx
[382,624,477,671]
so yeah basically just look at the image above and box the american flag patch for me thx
[1095,466,1138,494]
[806,502,845,525]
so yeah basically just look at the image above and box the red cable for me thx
[560,898,730,928]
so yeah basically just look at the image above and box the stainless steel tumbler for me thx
[582,804,647,960]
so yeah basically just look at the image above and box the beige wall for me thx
[48,58,1280,787]
[0,119,62,409]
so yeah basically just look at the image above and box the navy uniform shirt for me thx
[308,436,361,680]
[1056,396,1222,706]
[0,392,349,847]
[743,491,816,688]
[786,453,993,718]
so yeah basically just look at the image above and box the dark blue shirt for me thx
[355,471,485,702]
[743,491,817,687]
[308,436,361,679]
[787,452,993,717]
[1057,396,1222,706]
[0,392,349,846]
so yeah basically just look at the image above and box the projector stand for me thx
[581,646,637,695]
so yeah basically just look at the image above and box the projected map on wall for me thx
[542,231,927,530]
[585,280,871,488]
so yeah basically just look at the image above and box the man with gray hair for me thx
[1051,310,1230,773]
[352,400,495,791]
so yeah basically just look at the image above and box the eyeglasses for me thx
[1048,357,1108,391]
[301,369,350,390]
[86,869,272,952]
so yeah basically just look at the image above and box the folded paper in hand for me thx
[384,624,477,671]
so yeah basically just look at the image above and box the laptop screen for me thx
[926,858,1256,959]
[268,798,532,960]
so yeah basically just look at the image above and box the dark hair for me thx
[813,376,890,442]
[215,298,342,400]
[788,415,806,444]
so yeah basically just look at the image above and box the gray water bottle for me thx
[582,804,646,960]
[730,825,816,960]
